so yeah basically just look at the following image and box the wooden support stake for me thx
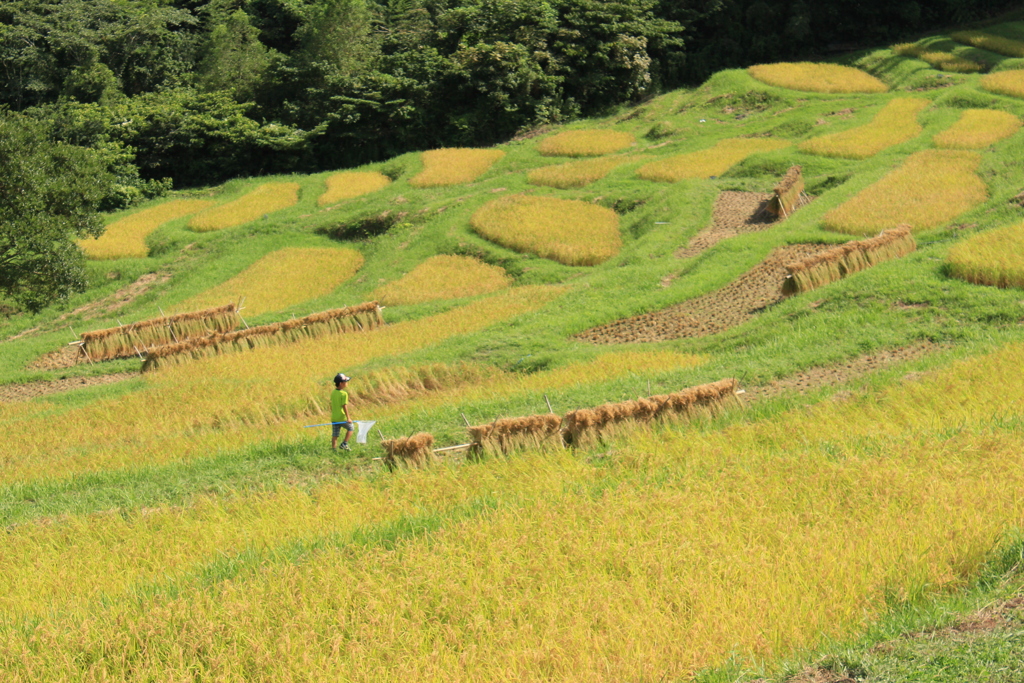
[461,413,471,427]
[544,394,554,413]
[377,428,386,442]
[434,443,475,454]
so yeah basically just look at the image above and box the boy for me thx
[330,373,355,450]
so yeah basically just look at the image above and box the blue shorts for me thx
[332,421,355,438]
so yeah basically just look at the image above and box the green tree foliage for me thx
[198,10,272,102]
[0,113,114,312]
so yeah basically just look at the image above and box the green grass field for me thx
[5,17,1024,681]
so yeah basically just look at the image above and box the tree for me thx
[0,113,114,312]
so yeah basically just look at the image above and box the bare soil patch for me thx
[745,342,942,402]
[675,190,812,260]
[29,345,86,371]
[578,243,836,344]
[0,372,136,403]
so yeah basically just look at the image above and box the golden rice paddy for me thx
[891,43,985,73]
[409,148,505,187]
[948,219,1024,288]
[747,62,889,93]
[637,138,789,182]
[527,155,640,189]
[183,247,364,316]
[6,342,1024,679]
[536,129,636,157]
[951,30,1024,57]
[798,98,928,159]
[317,171,391,206]
[189,182,301,232]
[79,199,214,259]
[822,150,986,235]
[980,69,1024,99]
[372,254,511,304]
[934,108,1021,149]
[470,194,621,266]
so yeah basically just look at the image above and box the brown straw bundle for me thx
[141,302,383,371]
[381,432,436,469]
[80,304,240,361]
[782,225,916,295]
[768,166,804,218]
[468,413,563,457]
[563,378,739,446]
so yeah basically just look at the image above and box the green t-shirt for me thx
[331,389,349,422]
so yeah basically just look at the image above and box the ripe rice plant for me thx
[79,199,214,260]
[980,69,1024,99]
[782,226,916,295]
[527,155,641,189]
[350,362,494,405]
[822,150,986,235]
[409,148,505,188]
[372,255,511,305]
[933,108,1022,148]
[947,219,1024,288]
[318,171,391,206]
[142,302,383,371]
[950,30,1024,57]
[891,43,985,73]
[11,344,1024,679]
[747,62,889,93]
[636,138,789,183]
[188,182,300,232]
[184,247,364,316]
[536,129,636,157]
[470,194,621,266]
[798,98,929,159]
[80,304,241,362]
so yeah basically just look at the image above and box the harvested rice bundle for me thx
[80,304,241,361]
[318,171,391,206]
[470,194,621,266]
[782,226,916,295]
[798,98,929,160]
[948,219,1024,289]
[381,432,436,469]
[528,156,639,189]
[748,62,888,93]
[141,302,383,371]
[189,182,300,232]
[80,199,214,260]
[933,109,1021,149]
[981,70,1024,99]
[563,379,738,446]
[637,138,789,182]
[823,150,986,235]
[372,255,511,305]
[469,413,563,457]
[409,148,504,188]
[951,30,1024,58]
[184,247,364,316]
[537,130,635,157]
[768,166,804,218]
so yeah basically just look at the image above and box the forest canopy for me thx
[0,0,1016,195]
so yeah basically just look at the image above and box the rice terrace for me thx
[8,8,1024,683]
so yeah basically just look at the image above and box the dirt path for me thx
[578,243,836,344]
[744,342,942,402]
[0,372,137,403]
[675,190,812,260]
